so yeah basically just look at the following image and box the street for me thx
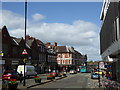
[31,73,98,89]
[2,1,120,90]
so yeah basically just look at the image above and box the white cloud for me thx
[1,10,24,30]
[32,13,45,21]
[0,10,101,61]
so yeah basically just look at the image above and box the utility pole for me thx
[23,0,27,86]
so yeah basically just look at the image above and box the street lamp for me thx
[23,0,27,86]
[98,61,100,88]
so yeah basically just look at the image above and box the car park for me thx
[69,70,77,74]
[2,70,20,80]
[91,72,100,79]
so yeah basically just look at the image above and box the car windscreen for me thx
[3,72,11,74]
[11,72,18,75]
[93,73,98,75]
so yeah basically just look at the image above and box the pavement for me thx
[92,75,120,89]
[100,76,120,88]
[2,73,120,89]
[87,73,98,88]
[17,73,68,89]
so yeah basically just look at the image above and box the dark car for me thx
[91,72,100,79]
[2,70,20,80]
[50,70,61,77]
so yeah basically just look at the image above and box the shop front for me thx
[111,60,120,82]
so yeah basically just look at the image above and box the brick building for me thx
[56,46,87,72]
[26,35,47,73]
[45,42,57,72]
[1,26,13,70]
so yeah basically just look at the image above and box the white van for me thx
[17,65,37,77]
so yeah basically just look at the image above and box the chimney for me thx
[46,42,51,46]
[26,35,30,40]
[53,42,57,46]
[71,46,74,50]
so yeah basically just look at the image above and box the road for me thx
[31,73,98,88]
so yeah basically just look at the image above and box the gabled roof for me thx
[56,46,68,53]
[11,36,31,49]
[11,37,23,44]
[11,37,19,46]
[36,39,44,46]
[26,39,35,47]
[74,50,82,56]
[1,26,11,37]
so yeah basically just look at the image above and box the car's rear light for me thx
[8,77,10,79]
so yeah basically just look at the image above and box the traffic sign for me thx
[99,61,105,69]
[22,49,28,55]
[0,51,4,56]
[23,58,27,63]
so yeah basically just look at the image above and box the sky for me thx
[1,2,103,61]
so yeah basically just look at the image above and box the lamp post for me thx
[98,61,100,88]
[23,0,27,86]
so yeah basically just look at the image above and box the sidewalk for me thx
[100,76,120,89]
[17,73,67,89]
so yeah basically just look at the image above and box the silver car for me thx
[69,70,77,74]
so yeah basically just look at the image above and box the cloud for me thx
[1,10,24,30]
[0,10,101,61]
[32,13,45,21]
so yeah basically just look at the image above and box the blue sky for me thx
[1,2,103,61]
[2,2,102,25]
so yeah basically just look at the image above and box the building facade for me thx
[1,25,87,74]
[26,35,47,73]
[100,0,120,82]
[56,46,87,72]
[45,42,57,72]
[1,26,13,70]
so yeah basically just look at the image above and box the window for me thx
[62,60,65,64]
[58,60,60,64]
[58,54,61,58]
[69,60,72,64]
[65,54,68,58]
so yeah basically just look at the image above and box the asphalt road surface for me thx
[32,73,97,89]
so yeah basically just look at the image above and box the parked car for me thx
[50,70,61,77]
[2,70,20,80]
[91,72,100,79]
[69,70,77,74]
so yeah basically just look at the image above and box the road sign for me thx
[0,51,4,56]
[23,58,27,63]
[22,49,28,55]
[99,61,105,69]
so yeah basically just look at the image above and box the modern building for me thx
[100,0,120,82]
